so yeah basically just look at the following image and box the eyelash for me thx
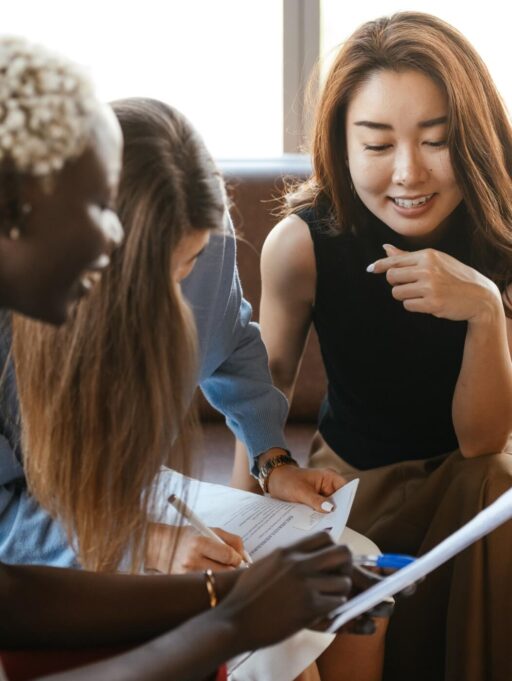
[364,144,391,152]
[363,140,448,152]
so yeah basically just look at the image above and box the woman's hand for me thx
[369,244,502,324]
[266,462,347,512]
[216,532,352,651]
[145,523,247,574]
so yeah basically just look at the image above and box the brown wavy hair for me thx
[12,98,227,571]
[287,11,512,302]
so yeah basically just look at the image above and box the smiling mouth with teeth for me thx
[392,194,435,208]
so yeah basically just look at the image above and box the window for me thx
[3,0,283,158]
[4,2,510,156]
[320,1,512,112]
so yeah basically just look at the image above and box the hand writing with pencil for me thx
[145,523,249,574]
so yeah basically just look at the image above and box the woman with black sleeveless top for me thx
[233,12,512,681]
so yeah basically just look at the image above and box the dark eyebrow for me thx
[354,121,392,130]
[353,116,448,131]
[418,116,448,129]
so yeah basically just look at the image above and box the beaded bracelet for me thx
[204,568,218,608]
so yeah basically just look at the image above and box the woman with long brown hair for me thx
[7,95,331,573]
[0,93,348,573]
[3,95,396,680]
[232,11,512,681]
[0,43,354,680]
[11,97,227,572]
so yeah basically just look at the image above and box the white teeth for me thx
[393,194,433,208]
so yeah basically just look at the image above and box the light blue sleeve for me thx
[0,435,78,567]
[182,216,289,474]
[0,314,79,567]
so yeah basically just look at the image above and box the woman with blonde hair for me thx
[232,11,512,681]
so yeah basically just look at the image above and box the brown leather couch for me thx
[199,157,327,482]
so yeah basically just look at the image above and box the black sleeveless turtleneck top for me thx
[300,205,472,469]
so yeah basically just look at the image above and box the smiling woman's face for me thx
[0,105,124,325]
[346,69,463,245]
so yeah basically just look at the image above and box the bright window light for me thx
[3,0,283,158]
[320,2,512,113]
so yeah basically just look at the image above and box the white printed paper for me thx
[155,470,359,559]
[153,471,360,681]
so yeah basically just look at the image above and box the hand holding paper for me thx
[155,470,359,561]
[328,486,512,632]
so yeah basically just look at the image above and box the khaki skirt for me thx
[309,433,512,681]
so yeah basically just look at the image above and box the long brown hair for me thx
[12,98,227,571]
[287,12,512,298]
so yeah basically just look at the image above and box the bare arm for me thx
[233,216,346,508]
[4,533,352,681]
[258,215,317,401]
[0,560,234,648]
[37,609,239,681]
[451,286,512,456]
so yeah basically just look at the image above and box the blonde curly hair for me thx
[0,36,97,176]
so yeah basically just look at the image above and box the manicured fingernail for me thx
[321,501,334,512]
[366,263,375,273]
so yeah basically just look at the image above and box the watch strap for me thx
[258,453,299,493]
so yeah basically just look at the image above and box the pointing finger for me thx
[367,253,419,274]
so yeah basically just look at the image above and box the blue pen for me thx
[354,553,415,570]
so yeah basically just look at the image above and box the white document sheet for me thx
[227,526,381,681]
[328,486,512,632]
[154,471,360,681]
[155,470,359,559]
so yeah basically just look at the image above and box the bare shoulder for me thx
[263,214,315,270]
[261,214,316,302]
